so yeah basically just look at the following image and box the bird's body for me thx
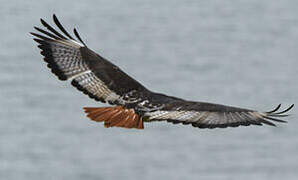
[31,15,293,129]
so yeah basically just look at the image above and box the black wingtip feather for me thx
[34,26,61,40]
[40,17,67,40]
[37,15,87,47]
[32,15,88,82]
[30,32,53,42]
[274,104,294,115]
[266,104,281,113]
[74,28,87,46]
[263,116,287,123]
[53,14,75,40]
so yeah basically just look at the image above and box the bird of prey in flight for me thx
[31,15,293,129]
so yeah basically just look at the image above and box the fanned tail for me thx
[83,106,144,129]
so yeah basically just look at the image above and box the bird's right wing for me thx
[144,101,294,129]
[31,14,148,105]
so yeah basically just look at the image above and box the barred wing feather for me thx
[31,14,147,105]
[144,102,294,129]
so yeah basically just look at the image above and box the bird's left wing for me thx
[31,14,149,105]
[144,101,294,129]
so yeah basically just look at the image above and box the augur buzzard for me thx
[31,15,294,129]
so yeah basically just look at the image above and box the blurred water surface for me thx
[0,0,297,180]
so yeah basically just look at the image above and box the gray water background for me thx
[1,0,298,179]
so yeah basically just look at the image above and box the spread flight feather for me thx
[31,14,294,129]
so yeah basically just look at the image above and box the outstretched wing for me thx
[31,14,148,105]
[144,100,294,128]
[31,15,293,130]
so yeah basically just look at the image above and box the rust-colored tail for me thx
[83,106,144,129]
